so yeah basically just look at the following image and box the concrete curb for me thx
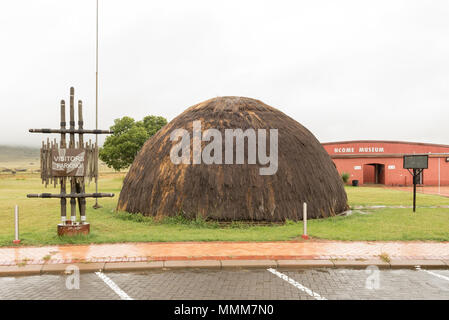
[41,263,106,274]
[276,259,334,268]
[0,264,43,276]
[164,260,221,269]
[1,259,448,276]
[389,259,448,269]
[103,261,163,272]
[331,259,391,269]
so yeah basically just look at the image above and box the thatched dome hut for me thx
[118,97,348,221]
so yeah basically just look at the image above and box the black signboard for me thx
[403,155,428,169]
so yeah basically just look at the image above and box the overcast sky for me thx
[1,0,448,147]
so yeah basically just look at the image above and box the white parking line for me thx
[267,268,327,300]
[415,266,449,282]
[95,272,134,300]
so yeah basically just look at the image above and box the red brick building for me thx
[322,141,449,186]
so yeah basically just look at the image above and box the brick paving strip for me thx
[0,240,448,276]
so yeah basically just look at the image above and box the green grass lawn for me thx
[345,186,449,207]
[1,173,448,245]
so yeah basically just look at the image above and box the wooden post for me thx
[69,87,76,224]
[77,100,87,223]
[60,100,67,224]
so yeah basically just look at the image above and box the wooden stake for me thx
[60,100,67,224]
[69,87,76,224]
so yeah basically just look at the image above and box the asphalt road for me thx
[0,267,448,300]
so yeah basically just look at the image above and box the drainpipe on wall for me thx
[438,157,441,194]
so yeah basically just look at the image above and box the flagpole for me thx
[93,0,101,209]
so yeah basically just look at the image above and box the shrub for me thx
[341,172,350,183]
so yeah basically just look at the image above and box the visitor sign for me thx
[51,148,87,177]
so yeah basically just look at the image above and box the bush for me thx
[341,172,350,183]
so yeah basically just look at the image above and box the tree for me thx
[99,115,167,171]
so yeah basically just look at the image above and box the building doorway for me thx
[363,163,385,184]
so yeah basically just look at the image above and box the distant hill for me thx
[0,145,40,162]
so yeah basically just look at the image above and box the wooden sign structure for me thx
[27,87,114,236]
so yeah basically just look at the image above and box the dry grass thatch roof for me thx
[118,97,348,221]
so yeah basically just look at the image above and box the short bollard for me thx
[301,202,309,240]
[13,205,21,244]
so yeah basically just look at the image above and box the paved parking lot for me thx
[0,267,448,300]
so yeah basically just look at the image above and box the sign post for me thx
[27,87,114,236]
[403,155,428,212]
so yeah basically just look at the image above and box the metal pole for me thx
[93,0,101,209]
[13,205,20,244]
[302,202,309,240]
[438,157,441,195]
[78,100,87,222]
[413,169,417,212]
